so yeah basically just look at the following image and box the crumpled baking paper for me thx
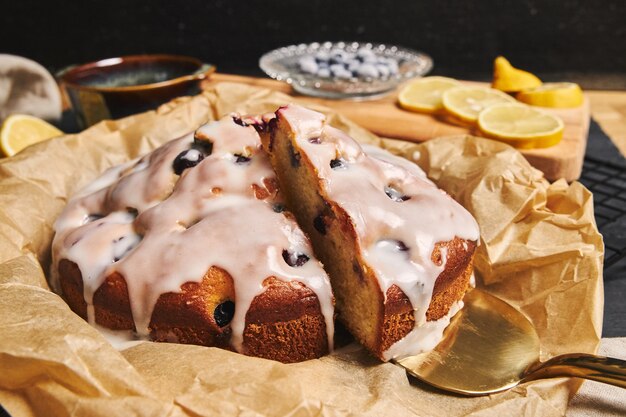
[0,82,603,417]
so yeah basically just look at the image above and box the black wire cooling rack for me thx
[579,156,626,272]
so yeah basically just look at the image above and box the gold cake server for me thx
[396,288,626,395]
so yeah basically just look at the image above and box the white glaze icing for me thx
[277,105,479,360]
[52,115,335,354]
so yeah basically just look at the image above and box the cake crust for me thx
[59,259,330,362]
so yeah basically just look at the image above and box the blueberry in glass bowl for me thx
[259,41,432,100]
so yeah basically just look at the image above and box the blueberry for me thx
[214,301,235,327]
[299,57,318,74]
[192,139,213,156]
[347,61,361,73]
[86,214,104,223]
[356,48,375,60]
[272,203,285,213]
[173,149,204,175]
[308,137,322,144]
[395,240,409,252]
[377,65,390,78]
[384,186,411,202]
[356,49,378,64]
[317,68,331,78]
[365,55,379,64]
[232,115,248,127]
[192,131,214,156]
[313,213,327,234]
[378,239,410,252]
[233,153,251,164]
[387,60,399,75]
[357,64,379,78]
[282,249,310,267]
[330,158,348,170]
[334,69,352,79]
[112,235,139,262]
[314,51,330,62]
[330,64,345,74]
[329,49,346,63]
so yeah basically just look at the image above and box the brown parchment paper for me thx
[0,82,604,417]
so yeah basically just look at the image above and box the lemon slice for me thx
[0,114,63,157]
[492,56,542,93]
[516,82,584,108]
[442,86,516,123]
[477,103,564,149]
[398,76,462,113]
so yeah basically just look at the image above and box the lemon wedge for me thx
[492,56,542,93]
[477,103,564,149]
[398,76,462,113]
[442,86,516,123]
[0,114,63,157]
[516,82,584,108]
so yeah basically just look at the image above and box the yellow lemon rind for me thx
[516,82,584,108]
[492,56,542,93]
[478,129,563,149]
[0,114,63,157]
[477,104,564,149]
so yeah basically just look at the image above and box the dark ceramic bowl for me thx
[57,54,215,128]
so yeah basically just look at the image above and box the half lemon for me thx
[492,56,542,93]
[398,76,462,113]
[442,86,516,123]
[477,103,564,149]
[516,82,584,108]
[0,114,63,157]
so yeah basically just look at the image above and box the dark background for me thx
[2,0,626,87]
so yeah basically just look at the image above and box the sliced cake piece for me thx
[262,105,480,361]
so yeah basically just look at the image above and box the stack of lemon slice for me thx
[398,57,583,149]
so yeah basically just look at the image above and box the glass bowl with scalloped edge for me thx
[260,41,432,100]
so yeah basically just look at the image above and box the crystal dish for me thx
[259,41,433,100]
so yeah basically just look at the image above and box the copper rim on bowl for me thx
[58,54,216,128]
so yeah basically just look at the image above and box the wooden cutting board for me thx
[203,73,590,182]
